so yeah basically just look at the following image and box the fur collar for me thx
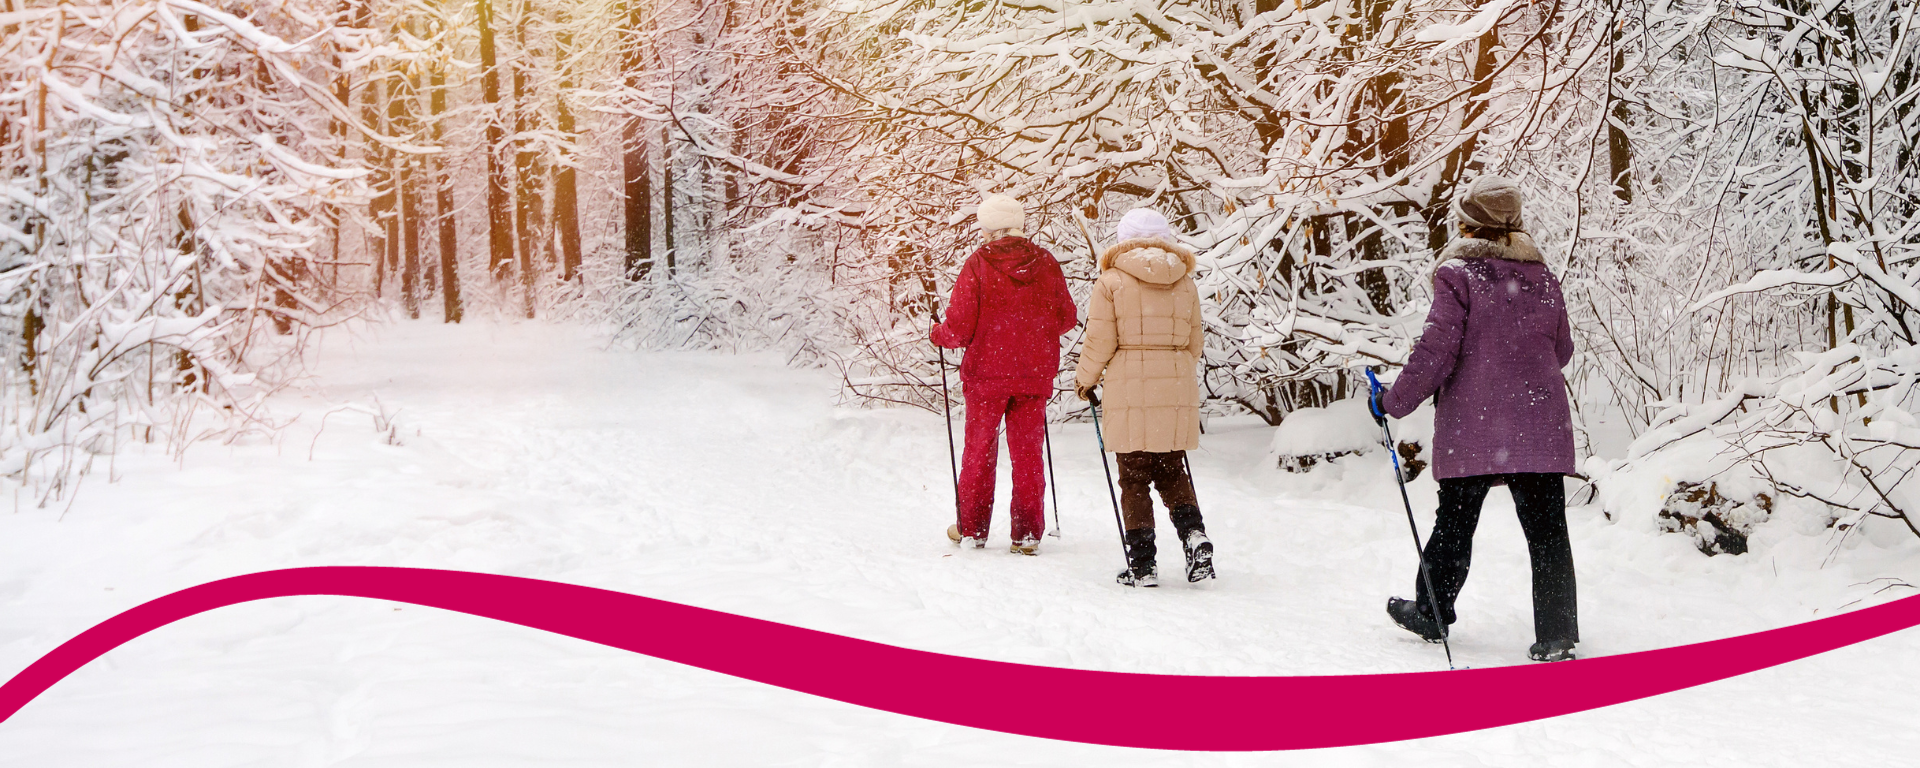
[1439,231,1544,263]
[1099,237,1197,273]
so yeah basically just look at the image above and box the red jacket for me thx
[931,237,1079,397]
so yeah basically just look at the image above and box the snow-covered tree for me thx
[781,0,1605,420]
[1585,0,1920,539]
[0,0,373,501]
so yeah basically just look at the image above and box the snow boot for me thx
[1170,506,1213,582]
[1387,597,1449,643]
[1115,528,1158,587]
[1179,530,1215,582]
[1115,563,1158,588]
[1528,639,1576,662]
[1010,536,1039,556]
[948,524,984,549]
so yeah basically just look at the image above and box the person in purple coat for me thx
[1374,174,1579,663]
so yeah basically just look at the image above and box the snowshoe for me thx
[1116,564,1158,587]
[1528,639,1576,662]
[1387,597,1448,643]
[1181,530,1215,582]
[948,524,984,549]
[1010,536,1039,556]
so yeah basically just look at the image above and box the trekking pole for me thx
[938,349,960,518]
[1088,391,1131,571]
[931,302,961,528]
[1048,323,1090,543]
[1367,368,1455,669]
[1044,416,1062,537]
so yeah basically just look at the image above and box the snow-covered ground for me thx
[2,320,1918,766]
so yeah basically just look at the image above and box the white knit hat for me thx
[976,194,1025,231]
[1115,208,1171,242]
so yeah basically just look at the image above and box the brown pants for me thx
[1117,450,1199,531]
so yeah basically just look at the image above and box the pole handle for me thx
[1364,367,1387,425]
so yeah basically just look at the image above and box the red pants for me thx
[957,388,1047,542]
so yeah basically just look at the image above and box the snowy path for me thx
[3,321,1919,766]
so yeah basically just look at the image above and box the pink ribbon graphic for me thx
[1,566,1914,750]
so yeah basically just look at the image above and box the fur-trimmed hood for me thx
[1099,238,1196,285]
[1439,231,1544,264]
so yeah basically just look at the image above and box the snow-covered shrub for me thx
[1271,399,1379,472]
[601,245,843,368]
[1270,400,1432,480]
[1589,348,1920,552]
[1656,481,1774,556]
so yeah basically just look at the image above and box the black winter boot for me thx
[1529,639,1576,662]
[1387,597,1449,643]
[1115,528,1158,587]
[1169,505,1213,582]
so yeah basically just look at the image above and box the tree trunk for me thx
[510,0,539,318]
[621,0,651,279]
[1605,1,1632,204]
[552,8,583,281]
[429,53,461,323]
[1424,24,1502,253]
[393,37,421,319]
[476,0,515,282]
[662,123,676,274]
[328,0,354,290]
[365,67,393,297]
[173,203,205,392]
[1347,0,1405,316]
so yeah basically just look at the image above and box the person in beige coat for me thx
[1074,208,1213,587]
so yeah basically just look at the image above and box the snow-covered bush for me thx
[1587,0,1920,548]
[1270,400,1433,480]
[601,243,842,367]
[1591,348,1920,546]
[1657,481,1774,556]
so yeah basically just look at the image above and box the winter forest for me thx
[3,0,1920,558]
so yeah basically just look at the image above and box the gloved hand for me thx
[1075,383,1095,402]
[1364,368,1389,428]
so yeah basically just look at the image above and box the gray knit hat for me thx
[1451,174,1525,232]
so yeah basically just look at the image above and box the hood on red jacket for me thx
[978,237,1053,285]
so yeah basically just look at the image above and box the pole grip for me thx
[1364,368,1386,423]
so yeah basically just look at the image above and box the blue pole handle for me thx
[1364,368,1386,420]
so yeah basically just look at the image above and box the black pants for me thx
[1414,473,1578,644]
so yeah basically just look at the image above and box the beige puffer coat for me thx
[1074,238,1203,453]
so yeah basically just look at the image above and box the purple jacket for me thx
[1382,235,1575,479]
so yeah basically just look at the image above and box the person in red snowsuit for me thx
[931,193,1078,554]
